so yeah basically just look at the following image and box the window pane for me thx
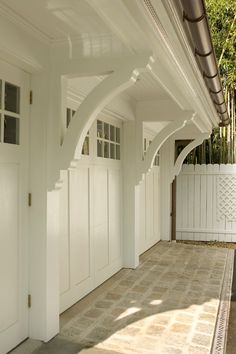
[110,143,115,159]
[154,155,159,166]
[4,115,19,145]
[72,110,76,117]
[82,136,89,155]
[110,125,115,142]
[104,123,109,140]
[66,108,71,128]
[5,82,20,114]
[97,140,103,157]
[0,80,2,110]
[104,141,109,158]
[116,127,120,143]
[116,144,120,160]
[97,120,103,138]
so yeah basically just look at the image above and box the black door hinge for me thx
[28,193,32,207]
[28,294,31,308]
[30,90,33,105]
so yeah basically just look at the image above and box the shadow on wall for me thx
[32,242,228,354]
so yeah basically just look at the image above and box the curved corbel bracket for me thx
[59,54,154,172]
[172,133,210,181]
[139,116,191,181]
[48,54,154,189]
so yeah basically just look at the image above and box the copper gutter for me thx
[180,0,230,126]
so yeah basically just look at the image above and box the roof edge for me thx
[180,0,230,126]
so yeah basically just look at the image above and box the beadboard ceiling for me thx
[0,0,122,44]
[0,0,174,103]
[125,71,169,101]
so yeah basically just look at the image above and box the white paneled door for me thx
[0,60,30,353]
[59,117,123,313]
[59,163,123,313]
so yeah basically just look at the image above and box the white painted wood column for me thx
[123,121,140,268]
[160,137,175,241]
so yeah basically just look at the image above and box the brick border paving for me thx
[226,250,236,354]
[211,249,234,353]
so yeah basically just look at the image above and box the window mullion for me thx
[0,80,5,142]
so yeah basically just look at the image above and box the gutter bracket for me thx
[183,11,205,23]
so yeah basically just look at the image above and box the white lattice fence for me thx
[176,164,236,242]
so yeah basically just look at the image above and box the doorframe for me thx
[171,177,177,241]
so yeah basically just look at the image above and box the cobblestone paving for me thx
[12,242,233,354]
[60,242,231,354]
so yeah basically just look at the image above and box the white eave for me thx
[83,0,219,132]
[138,0,220,129]
[0,0,221,132]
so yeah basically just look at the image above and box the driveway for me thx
[12,242,233,354]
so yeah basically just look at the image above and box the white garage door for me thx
[0,60,30,353]
[59,117,122,313]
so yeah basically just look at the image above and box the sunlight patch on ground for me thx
[149,299,163,305]
[115,307,140,321]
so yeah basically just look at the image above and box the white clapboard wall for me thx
[176,164,236,242]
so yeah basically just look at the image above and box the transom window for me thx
[0,80,20,145]
[66,107,89,156]
[97,120,120,160]
[143,138,159,166]
[82,131,89,156]
[154,152,160,166]
[66,108,76,128]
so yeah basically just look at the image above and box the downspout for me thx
[179,0,230,126]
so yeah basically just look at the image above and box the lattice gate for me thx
[176,164,236,242]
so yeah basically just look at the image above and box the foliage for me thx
[185,0,236,164]
[207,0,236,88]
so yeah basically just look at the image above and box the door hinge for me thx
[28,294,31,308]
[28,193,32,207]
[30,90,33,105]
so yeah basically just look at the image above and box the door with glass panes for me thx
[0,59,30,354]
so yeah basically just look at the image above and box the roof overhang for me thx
[177,0,230,126]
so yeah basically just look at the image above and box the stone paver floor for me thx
[11,242,233,354]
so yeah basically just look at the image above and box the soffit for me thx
[0,0,210,115]
[0,0,123,46]
[69,71,170,104]
[68,76,104,98]
[125,71,170,102]
[144,121,170,134]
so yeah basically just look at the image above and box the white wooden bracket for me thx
[171,132,210,181]
[60,54,153,170]
[138,114,193,182]
[48,53,154,189]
